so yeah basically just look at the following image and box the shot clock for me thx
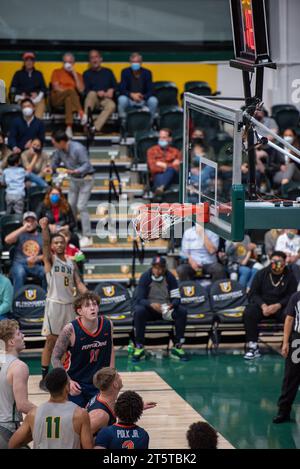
[229,0,275,71]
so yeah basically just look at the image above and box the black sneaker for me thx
[273,413,291,424]
[39,379,48,392]
[244,343,261,360]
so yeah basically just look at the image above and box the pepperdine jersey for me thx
[64,316,112,385]
[95,423,149,449]
[86,395,116,432]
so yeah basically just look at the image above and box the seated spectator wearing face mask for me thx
[243,251,298,360]
[21,138,52,181]
[118,52,158,122]
[254,108,279,139]
[50,53,86,139]
[273,129,300,190]
[10,51,47,119]
[147,128,182,195]
[132,256,187,362]
[8,98,45,154]
[36,186,77,235]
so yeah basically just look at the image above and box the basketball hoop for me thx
[132,203,210,241]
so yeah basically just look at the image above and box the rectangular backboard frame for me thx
[182,93,245,241]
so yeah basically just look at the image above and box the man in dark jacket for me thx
[118,52,158,121]
[133,255,187,361]
[8,98,45,152]
[244,251,298,360]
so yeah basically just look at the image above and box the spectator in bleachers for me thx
[147,128,181,194]
[273,129,300,190]
[1,153,47,214]
[255,108,279,138]
[191,128,215,161]
[83,50,117,133]
[0,273,13,320]
[186,421,218,450]
[0,132,12,169]
[21,138,52,182]
[51,130,94,248]
[256,145,283,190]
[177,225,225,282]
[264,229,283,259]
[50,53,87,139]
[133,255,187,362]
[10,51,47,119]
[225,236,260,289]
[5,211,46,293]
[243,251,298,360]
[36,186,77,234]
[275,229,300,280]
[190,140,215,191]
[118,52,158,121]
[8,98,45,153]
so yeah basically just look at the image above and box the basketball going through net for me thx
[132,203,210,241]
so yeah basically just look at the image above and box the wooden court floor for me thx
[28,371,233,449]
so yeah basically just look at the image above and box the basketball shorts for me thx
[42,300,75,337]
[68,383,98,408]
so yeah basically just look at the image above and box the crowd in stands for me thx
[0,49,300,361]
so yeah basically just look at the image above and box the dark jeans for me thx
[277,333,300,415]
[68,383,98,408]
[243,303,285,342]
[153,168,179,190]
[10,260,46,293]
[134,304,187,346]
[176,262,225,282]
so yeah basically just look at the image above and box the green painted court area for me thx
[24,351,300,449]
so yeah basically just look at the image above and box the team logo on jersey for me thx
[103,286,115,297]
[220,282,232,293]
[183,286,195,297]
[122,440,134,449]
[25,289,37,301]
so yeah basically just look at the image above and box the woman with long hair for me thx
[36,186,77,234]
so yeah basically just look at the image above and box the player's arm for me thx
[109,320,115,368]
[77,409,93,449]
[39,217,52,272]
[73,263,88,294]
[51,323,74,368]
[11,361,36,414]
[89,409,110,435]
[8,411,34,448]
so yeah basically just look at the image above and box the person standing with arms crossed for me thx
[39,217,87,391]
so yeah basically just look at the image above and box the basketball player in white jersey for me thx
[9,368,93,449]
[0,319,35,449]
[39,217,87,391]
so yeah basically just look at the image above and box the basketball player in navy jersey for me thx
[87,367,157,435]
[94,391,149,449]
[52,291,114,407]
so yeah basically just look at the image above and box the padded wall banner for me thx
[210,279,248,312]
[95,282,132,317]
[12,284,46,329]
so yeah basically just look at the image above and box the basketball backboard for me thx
[182,93,245,241]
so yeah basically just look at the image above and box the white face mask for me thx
[284,136,294,144]
[151,274,164,283]
[22,107,34,117]
[64,62,73,71]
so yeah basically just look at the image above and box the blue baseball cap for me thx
[151,255,167,267]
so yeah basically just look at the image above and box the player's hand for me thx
[39,217,49,230]
[144,402,157,410]
[281,343,289,358]
[151,303,162,313]
[69,380,82,396]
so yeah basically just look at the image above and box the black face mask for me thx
[32,147,42,154]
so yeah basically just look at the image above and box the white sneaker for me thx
[66,126,73,139]
[244,342,261,360]
[79,236,93,248]
[81,113,88,126]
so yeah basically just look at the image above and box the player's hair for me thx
[50,233,66,244]
[74,291,100,314]
[160,128,172,138]
[45,368,69,396]
[271,251,287,261]
[115,390,144,424]
[186,421,218,450]
[93,367,117,391]
[0,319,19,346]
